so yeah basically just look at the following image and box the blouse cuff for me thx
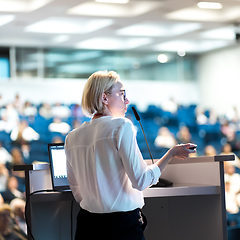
[148,164,161,185]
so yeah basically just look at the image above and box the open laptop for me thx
[48,142,70,191]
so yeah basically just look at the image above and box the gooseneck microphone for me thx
[132,106,173,187]
[132,106,154,164]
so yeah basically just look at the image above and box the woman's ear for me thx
[102,93,108,106]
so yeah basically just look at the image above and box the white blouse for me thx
[65,116,161,213]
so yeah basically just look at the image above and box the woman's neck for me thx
[92,112,107,120]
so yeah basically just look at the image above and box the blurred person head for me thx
[52,136,63,143]
[222,143,232,154]
[82,70,126,117]
[7,176,19,191]
[157,127,172,136]
[177,126,191,143]
[10,198,25,221]
[204,145,217,156]
[224,162,236,175]
[72,119,81,129]
[0,204,12,234]
[11,148,24,165]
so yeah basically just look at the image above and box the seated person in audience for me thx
[39,102,53,119]
[51,136,64,144]
[10,198,27,235]
[0,203,27,240]
[225,181,240,214]
[10,120,40,147]
[208,109,218,125]
[0,103,19,133]
[12,94,23,115]
[221,123,240,152]
[176,126,192,144]
[154,126,177,149]
[20,145,30,165]
[161,97,178,114]
[21,101,37,117]
[195,106,208,125]
[71,104,84,119]
[1,176,25,204]
[72,119,81,130]
[0,164,9,193]
[204,145,217,156]
[0,115,12,133]
[0,142,12,165]
[51,102,71,119]
[221,143,240,169]
[224,162,240,197]
[48,117,71,135]
[8,148,25,193]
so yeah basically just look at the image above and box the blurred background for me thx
[1,0,240,239]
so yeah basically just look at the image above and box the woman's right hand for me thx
[169,143,197,160]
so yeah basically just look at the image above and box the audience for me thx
[1,93,240,231]
[176,126,192,144]
[10,120,40,147]
[1,176,25,204]
[0,203,27,240]
[0,165,9,193]
[204,145,217,156]
[10,198,27,235]
[154,126,177,148]
[0,142,12,165]
[48,117,71,135]
[39,103,52,119]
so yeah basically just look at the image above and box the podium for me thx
[14,154,234,240]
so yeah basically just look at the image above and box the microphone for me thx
[132,106,154,164]
[132,106,173,187]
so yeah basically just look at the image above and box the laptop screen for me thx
[48,143,70,191]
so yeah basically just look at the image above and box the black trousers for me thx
[75,208,146,240]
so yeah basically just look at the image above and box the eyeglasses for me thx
[119,90,127,101]
[105,89,127,101]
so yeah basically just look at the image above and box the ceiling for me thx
[1,0,240,54]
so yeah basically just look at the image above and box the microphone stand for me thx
[131,106,173,187]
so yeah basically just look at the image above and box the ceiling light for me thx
[117,22,202,37]
[95,0,129,3]
[154,40,229,53]
[158,54,168,63]
[76,37,152,50]
[25,17,113,34]
[0,0,52,12]
[52,35,70,43]
[67,1,161,17]
[197,2,222,9]
[177,49,186,57]
[200,26,235,40]
[0,15,15,27]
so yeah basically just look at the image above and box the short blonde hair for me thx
[82,70,120,117]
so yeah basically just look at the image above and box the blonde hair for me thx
[82,70,120,117]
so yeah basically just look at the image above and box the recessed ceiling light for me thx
[177,49,186,57]
[117,22,202,37]
[52,35,70,43]
[158,54,168,63]
[67,1,161,17]
[76,37,152,50]
[25,17,113,34]
[154,40,229,53]
[200,26,235,40]
[0,0,52,12]
[95,0,129,3]
[197,2,222,10]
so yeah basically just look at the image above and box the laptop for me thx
[48,143,70,191]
